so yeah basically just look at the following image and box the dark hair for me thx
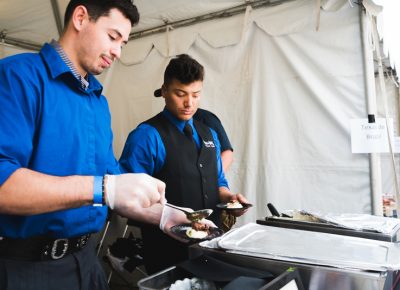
[164,54,204,86]
[64,0,139,29]
[154,54,204,97]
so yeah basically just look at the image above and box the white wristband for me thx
[105,174,116,209]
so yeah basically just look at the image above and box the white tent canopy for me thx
[1,0,399,226]
[1,0,399,69]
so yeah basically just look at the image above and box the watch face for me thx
[170,224,224,242]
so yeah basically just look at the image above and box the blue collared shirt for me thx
[0,43,119,238]
[119,108,229,188]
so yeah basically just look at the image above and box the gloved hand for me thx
[159,204,191,233]
[159,203,217,242]
[104,173,166,218]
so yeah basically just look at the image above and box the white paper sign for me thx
[351,118,396,153]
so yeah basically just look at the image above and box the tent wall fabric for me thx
[0,0,398,227]
[100,1,371,226]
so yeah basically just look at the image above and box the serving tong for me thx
[165,203,213,222]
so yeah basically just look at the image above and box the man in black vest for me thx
[119,54,249,274]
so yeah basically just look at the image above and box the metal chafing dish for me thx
[189,222,400,290]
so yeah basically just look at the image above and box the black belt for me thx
[0,234,91,261]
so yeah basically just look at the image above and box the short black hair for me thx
[164,54,204,86]
[64,0,140,29]
[154,54,204,97]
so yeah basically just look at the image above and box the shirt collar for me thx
[162,108,194,132]
[50,40,89,90]
[40,42,103,97]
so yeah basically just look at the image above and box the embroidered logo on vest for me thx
[203,140,215,148]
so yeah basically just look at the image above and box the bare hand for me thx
[229,193,250,217]
[231,193,249,204]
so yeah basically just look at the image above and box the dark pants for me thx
[0,238,108,290]
[141,226,189,275]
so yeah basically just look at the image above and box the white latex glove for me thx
[159,204,192,243]
[105,173,166,217]
[159,204,191,233]
[159,203,217,242]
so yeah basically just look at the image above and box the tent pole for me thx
[0,35,41,51]
[360,6,383,216]
[129,0,295,40]
[50,0,63,37]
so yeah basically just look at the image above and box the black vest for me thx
[147,112,220,224]
[138,113,221,274]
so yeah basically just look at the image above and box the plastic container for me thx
[137,266,191,290]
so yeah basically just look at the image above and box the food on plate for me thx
[186,220,211,239]
[191,220,211,231]
[186,228,209,239]
[171,223,223,241]
[227,200,243,209]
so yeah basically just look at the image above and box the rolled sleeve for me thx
[0,61,37,185]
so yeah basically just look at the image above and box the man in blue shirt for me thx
[0,1,166,289]
[119,54,249,274]
[153,94,235,173]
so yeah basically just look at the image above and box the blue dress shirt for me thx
[119,108,228,188]
[194,108,233,152]
[0,43,119,238]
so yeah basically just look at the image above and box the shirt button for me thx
[204,194,208,199]
[199,164,203,168]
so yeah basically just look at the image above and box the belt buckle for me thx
[51,238,69,260]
